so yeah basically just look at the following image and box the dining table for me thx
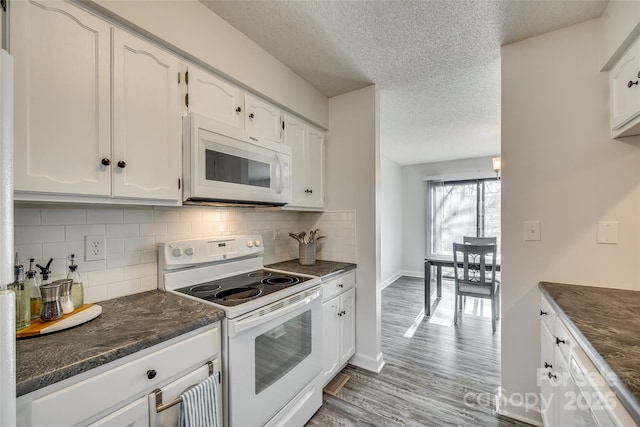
[423,254,501,316]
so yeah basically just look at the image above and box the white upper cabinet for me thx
[245,95,282,144]
[186,65,245,139]
[11,1,182,204]
[185,65,282,144]
[283,114,325,210]
[11,0,112,196]
[610,38,640,135]
[112,29,182,201]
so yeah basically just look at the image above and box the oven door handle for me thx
[229,288,320,336]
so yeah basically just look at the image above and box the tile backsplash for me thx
[13,205,356,303]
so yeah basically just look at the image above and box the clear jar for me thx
[10,265,31,331]
[67,255,84,308]
[25,267,41,321]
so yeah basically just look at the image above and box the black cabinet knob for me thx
[146,369,157,379]
[101,158,111,166]
[544,362,552,369]
[117,160,126,168]
[540,310,547,316]
[628,80,639,88]
[555,337,566,345]
[236,107,242,113]
[338,283,344,288]
[548,372,557,380]
[338,312,343,317]
[248,113,255,119]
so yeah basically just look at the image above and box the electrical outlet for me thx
[85,236,105,261]
[273,228,281,240]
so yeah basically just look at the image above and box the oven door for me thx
[183,113,291,205]
[227,286,322,427]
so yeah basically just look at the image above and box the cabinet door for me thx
[88,397,149,427]
[112,29,182,201]
[187,66,245,138]
[540,321,556,427]
[246,95,282,144]
[339,288,355,365]
[322,298,341,384]
[611,39,640,130]
[306,127,325,209]
[11,0,111,196]
[283,115,308,206]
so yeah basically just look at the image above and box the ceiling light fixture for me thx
[492,157,501,180]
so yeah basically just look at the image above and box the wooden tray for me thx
[17,304,102,338]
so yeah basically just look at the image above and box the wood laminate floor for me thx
[306,276,532,427]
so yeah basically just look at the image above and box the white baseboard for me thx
[382,270,425,290]
[349,351,385,373]
[381,272,402,290]
[495,392,542,426]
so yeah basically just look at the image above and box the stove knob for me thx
[172,247,183,257]
[254,240,261,247]
[184,246,195,256]
[246,240,254,248]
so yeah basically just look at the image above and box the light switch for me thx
[597,221,618,244]
[524,221,541,241]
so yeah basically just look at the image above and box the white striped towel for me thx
[178,374,219,427]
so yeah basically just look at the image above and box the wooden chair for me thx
[452,242,500,332]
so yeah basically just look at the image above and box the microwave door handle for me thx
[275,154,285,195]
[230,289,320,335]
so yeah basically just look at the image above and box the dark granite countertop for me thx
[266,259,356,280]
[539,282,640,422]
[16,290,224,397]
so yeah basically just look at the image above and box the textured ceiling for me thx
[202,0,608,165]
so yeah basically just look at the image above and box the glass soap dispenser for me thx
[67,254,84,308]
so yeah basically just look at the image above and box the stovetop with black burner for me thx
[174,269,313,307]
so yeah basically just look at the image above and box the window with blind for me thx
[427,178,501,256]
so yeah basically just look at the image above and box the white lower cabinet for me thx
[539,295,635,427]
[89,397,149,427]
[17,324,222,427]
[322,270,356,385]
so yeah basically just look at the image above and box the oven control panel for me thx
[159,235,264,269]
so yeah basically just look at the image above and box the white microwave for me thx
[182,113,292,206]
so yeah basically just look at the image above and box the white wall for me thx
[380,155,403,288]
[87,0,328,128]
[401,156,496,276]
[325,85,384,373]
[501,19,640,424]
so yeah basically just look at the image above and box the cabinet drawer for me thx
[30,326,220,426]
[555,320,573,363]
[322,271,355,301]
[540,295,556,333]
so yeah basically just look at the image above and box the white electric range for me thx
[158,235,323,427]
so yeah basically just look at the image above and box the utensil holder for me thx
[299,242,317,265]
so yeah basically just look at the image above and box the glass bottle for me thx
[67,254,84,308]
[26,258,41,321]
[9,259,31,331]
